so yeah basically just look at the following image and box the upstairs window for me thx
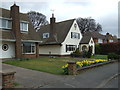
[0,18,12,29]
[43,33,49,38]
[71,32,80,39]
[20,22,28,32]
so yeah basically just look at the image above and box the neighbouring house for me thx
[83,31,117,44]
[0,4,40,59]
[0,4,95,59]
[79,36,95,54]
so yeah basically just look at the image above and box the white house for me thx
[80,36,95,54]
[38,15,83,56]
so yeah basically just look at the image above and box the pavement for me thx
[2,62,119,88]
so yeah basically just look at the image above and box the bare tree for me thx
[76,17,102,34]
[27,11,49,31]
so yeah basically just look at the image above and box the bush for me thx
[107,53,120,60]
[82,46,92,58]
[96,43,120,55]
[71,48,81,57]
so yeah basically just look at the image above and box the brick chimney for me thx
[47,13,58,42]
[10,4,22,58]
[50,13,56,37]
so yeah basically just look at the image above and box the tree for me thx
[76,17,102,34]
[27,11,49,31]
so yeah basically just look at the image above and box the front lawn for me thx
[3,57,80,75]
[3,55,108,75]
[91,55,107,59]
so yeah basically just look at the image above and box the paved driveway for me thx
[2,62,119,88]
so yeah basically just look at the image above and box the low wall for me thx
[2,71,16,88]
[68,60,117,75]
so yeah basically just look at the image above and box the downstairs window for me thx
[22,42,36,54]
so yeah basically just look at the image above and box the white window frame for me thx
[22,43,36,54]
[43,33,49,38]
[71,32,80,39]
[0,18,12,30]
[98,39,103,43]
[109,40,113,42]
[20,21,28,32]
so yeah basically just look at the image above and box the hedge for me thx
[95,42,120,55]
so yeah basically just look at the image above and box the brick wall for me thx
[2,71,16,88]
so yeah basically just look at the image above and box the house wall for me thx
[61,20,82,55]
[80,38,95,54]
[0,41,15,58]
[39,45,61,55]
[88,38,95,54]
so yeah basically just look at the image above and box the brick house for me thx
[0,4,40,59]
[83,31,117,44]
[0,4,95,58]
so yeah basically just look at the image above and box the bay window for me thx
[22,42,36,54]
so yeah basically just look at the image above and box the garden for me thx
[3,52,119,75]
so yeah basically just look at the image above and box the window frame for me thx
[0,18,12,30]
[20,21,28,32]
[71,32,80,39]
[22,42,36,54]
[43,33,49,39]
[66,45,77,52]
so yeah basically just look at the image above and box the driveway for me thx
[2,62,119,88]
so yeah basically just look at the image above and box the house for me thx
[0,4,95,59]
[0,4,40,59]
[83,31,117,44]
[38,14,83,56]
[79,36,95,54]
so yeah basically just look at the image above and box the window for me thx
[0,18,12,29]
[98,39,103,43]
[22,42,35,54]
[71,32,80,39]
[20,22,28,32]
[109,40,113,42]
[66,45,77,52]
[43,33,49,38]
[2,44,9,51]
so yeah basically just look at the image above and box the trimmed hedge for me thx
[95,42,120,55]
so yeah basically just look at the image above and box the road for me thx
[2,61,119,88]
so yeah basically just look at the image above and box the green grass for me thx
[3,55,107,75]
[3,57,80,75]
[91,55,107,59]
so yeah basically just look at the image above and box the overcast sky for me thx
[1,0,119,37]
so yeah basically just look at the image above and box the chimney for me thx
[50,13,57,41]
[50,13,56,37]
[106,32,109,35]
[10,4,22,58]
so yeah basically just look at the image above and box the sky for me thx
[0,0,119,37]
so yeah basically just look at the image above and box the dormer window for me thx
[0,18,12,29]
[20,22,28,32]
[43,33,49,38]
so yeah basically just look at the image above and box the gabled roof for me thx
[0,8,40,42]
[80,35,92,44]
[84,31,105,39]
[38,19,75,45]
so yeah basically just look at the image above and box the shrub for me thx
[95,44,102,54]
[71,48,81,57]
[82,46,92,58]
[107,53,120,60]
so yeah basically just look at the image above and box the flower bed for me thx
[62,59,108,75]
